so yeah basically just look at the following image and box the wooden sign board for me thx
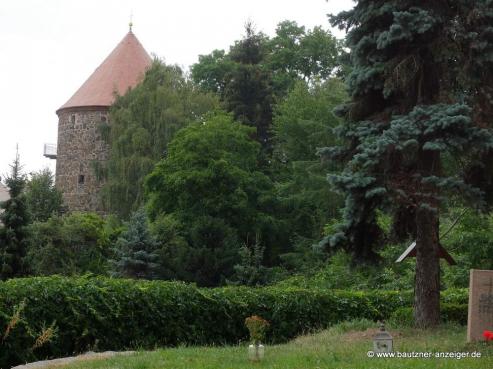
[468,269,493,342]
[395,241,456,265]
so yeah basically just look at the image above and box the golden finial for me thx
[129,12,133,32]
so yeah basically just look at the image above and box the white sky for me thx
[0,0,353,178]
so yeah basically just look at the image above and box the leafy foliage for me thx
[26,213,114,276]
[25,168,63,222]
[276,249,414,291]
[148,213,189,280]
[389,303,468,327]
[192,20,342,98]
[191,21,343,153]
[1,300,57,367]
[273,79,347,245]
[442,210,493,287]
[267,20,343,92]
[0,276,466,368]
[146,112,285,285]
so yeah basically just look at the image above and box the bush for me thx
[0,300,57,366]
[441,211,493,288]
[388,307,414,327]
[440,303,468,325]
[26,213,115,276]
[389,303,468,327]
[275,249,417,291]
[0,276,468,368]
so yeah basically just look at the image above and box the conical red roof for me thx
[58,31,152,112]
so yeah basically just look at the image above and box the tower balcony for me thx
[43,143,57,159]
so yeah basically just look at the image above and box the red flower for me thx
[483,330,493,341]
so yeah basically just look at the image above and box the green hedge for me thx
[441,303,468,325]
[0,277,468,368]
[390,303,468,326]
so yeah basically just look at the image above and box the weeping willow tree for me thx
[101,60,219,217]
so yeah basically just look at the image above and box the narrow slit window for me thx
[78,175,85,185]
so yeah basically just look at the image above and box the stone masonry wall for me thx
[55,107,109,212]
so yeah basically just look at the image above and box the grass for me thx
[48,320,493,369]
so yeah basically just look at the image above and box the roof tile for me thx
[58,31,152,112]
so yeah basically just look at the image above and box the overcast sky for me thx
[0,0,353,178]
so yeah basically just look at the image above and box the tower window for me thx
[78,175,85,184]
[71,114,76,124]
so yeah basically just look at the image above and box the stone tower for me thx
[55,30,152,212]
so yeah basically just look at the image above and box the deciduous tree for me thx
[273,79,346,242]
[191,21,343,153]
[25,168,63,222]
[146,112,286,285]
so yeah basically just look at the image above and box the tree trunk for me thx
[414,205,440,328]
[391,205,417,242]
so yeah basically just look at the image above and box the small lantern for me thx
[373,322,393,353]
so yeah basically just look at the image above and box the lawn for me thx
[48,321,493,369]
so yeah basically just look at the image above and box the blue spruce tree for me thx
[459,1,493,202]
[326,1,493,327]
[111,209,160,279]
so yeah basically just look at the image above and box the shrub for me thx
[388,307,414,327]
[442,211,493,288]
[440,303,468,325]
[1,300,57,367]
[26,213,113,276]
[389,303,468,327]
[0,276,468,368]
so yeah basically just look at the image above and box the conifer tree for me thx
[0,151,30,279]
[459,1,493,202]
[110,209,160,279]
[224,22,274,153]
[327,1,493,327]
[231,239,269,286]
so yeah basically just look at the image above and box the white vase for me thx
[248,343,265,361]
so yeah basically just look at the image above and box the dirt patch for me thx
[11,351,136,369]
[342,328,403,343]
